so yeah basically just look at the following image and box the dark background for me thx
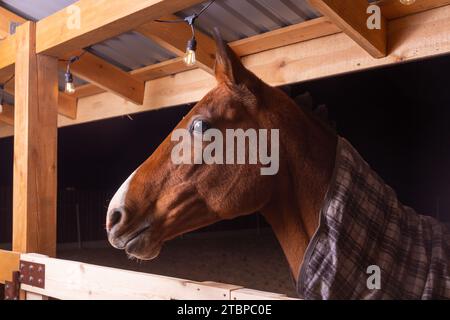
[1,54,450,244]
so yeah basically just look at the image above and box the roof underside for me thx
[0,0,320,71]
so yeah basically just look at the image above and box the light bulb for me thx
[184,49,196,66]
[184,37,197,67]
[64,71,76,95]
[65,81,76,94]
[400,0,416,5]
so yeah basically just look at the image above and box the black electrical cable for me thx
[155,0,216,24]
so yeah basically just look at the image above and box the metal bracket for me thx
[4,271,20,300]
[9,22,21,35]
[19,261,45,289]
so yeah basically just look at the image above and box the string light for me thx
[184,16,198,66]
[64,56,78,94]
[155,0,216,67]
[62,52,85,95]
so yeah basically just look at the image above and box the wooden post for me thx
[12,22,58,257]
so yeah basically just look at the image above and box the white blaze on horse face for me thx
[108,170,137,215]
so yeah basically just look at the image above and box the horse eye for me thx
[191,119,211,134]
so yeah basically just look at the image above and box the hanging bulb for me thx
[400,0,416,5]
[184,38,197,67]
[64,70,76,95]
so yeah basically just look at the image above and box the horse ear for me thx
[213,28,260,91]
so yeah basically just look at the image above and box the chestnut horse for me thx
[107,31,449,299]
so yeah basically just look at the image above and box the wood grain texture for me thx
[0,103,14,125]
[0,6,26,39]
[1,6,450,137]
[379,0,450,20]
[308,0,387,58]
[12,22,58,257]
[35,0,206,57]
[61,51,145,104]
[3,82,78,121]
[19,254,297,300]
[230,16,341,57]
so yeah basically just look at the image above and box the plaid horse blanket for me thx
[297,137,450,299]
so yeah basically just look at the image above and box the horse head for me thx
[106,29,336,267]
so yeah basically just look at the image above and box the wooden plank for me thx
[60,51,145,104]
[0,0,207,74]
[379,0,450,20]
[0,250,20,284]
[35,0,206,57]
[3,84,78,121]
[0,123,13,137]
[0,7,26,39]
[20,254,242,300]
[0,35,16,72]
[58,93,78,120]
[230,16,341,57]
[12,22,58,257]
[74,18,339,99]
[230,288,297,300]
[0,103,14,126]
[73,57,195,99]
[26,292,48,300]
[66,5,450,125]
[136,15,216,74]
[308,0,387,58]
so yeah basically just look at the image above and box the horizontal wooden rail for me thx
[19,254,296,300]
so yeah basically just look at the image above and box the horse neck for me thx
[259,90,337,281]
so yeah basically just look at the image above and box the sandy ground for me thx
[57,230,298,297]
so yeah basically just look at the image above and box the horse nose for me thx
[107,208,125,232]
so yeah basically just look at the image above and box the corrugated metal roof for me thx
[178,0,320,42]
[0,0,320,73]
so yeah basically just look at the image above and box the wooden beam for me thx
[229,16,341,57]
[0,250,20,284]
[0,0,207,74]
[60,51,145,104]
[136,15,216,74]
[58,93,78,120]
[2,6,450,138]
[308,0,387,58]
[379,0,450,20]
[19,254,296,300]
[0,7,26,39]
[74,57,195,99]
[0,35,16,73]
[74,18,339,99]
[3,82,78,120]
[12,22,58,257]
[36,0,206,57]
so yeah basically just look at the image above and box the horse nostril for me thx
[109,209,123,229]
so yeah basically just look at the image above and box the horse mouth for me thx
[124,226,162,260]
[124,226,150,247]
